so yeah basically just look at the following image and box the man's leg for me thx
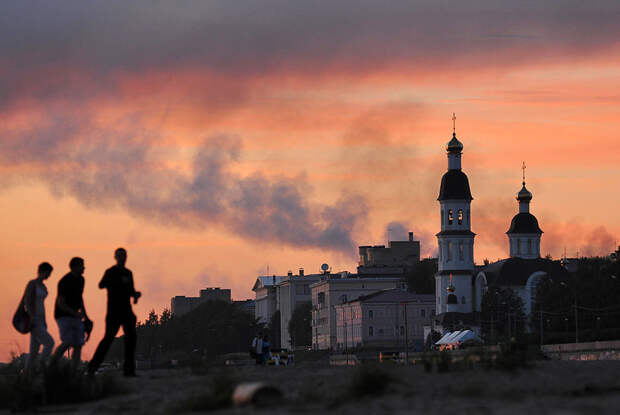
[71,345,82,369]
[50,342,70,366]
[25,329,42,375]
[40,328,55,363]
[88,317,120,374]
[122,314,137,376]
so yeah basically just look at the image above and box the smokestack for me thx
[409,232,413,242]
[299,268,304,277]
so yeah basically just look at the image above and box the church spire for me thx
[516,161,533,210]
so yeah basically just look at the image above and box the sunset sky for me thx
[1,1,619,360]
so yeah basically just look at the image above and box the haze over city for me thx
[1,0,619,361]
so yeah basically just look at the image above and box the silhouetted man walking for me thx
[88,248,141,377]
[51,257,91,369]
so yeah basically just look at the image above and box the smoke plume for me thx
[0,116,367,256]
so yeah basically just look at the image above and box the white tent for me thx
[435,330,482,346]
[435,330,461,345]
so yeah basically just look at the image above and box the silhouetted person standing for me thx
[88,248,141,377]
[24,262,55,375]
[51,257,91,369]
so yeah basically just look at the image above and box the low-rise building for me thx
[171,287,232,316]
[311,276,405,350]
[252,275,284,324]
[357,232,420,277]
[233,299,256,316]
[335,289,434,350]
[277,269,322,350]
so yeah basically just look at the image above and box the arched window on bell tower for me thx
[441,210,445,226]
[458,209,463,225]
[447,241,452,261]
[459,241,464,260]
[448,210,453,225]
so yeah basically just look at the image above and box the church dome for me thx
[506,212,543,234]
[446,133,463,153]
[438,170,473,201]
[516,182,532,202]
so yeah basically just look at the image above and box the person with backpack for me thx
[23,262,55,375]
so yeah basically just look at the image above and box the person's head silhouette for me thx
[115,248,127,267]
[69,257,85,276]
[38,262,53,280]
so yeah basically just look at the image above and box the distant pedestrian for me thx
[252,332,264,365]
[23,262,55,375]
[88,248,141,377]
[262,335,271,364]
[51,257,91,369]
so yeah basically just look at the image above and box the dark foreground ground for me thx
[3,360,620,414]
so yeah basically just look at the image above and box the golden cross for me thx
[452,113,456,134]
[521,161,526,183]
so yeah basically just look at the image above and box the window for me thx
[378,329,384,336]
[517,239,522,255]
[369,326,374,337]
[400,326,405,336]
[447,241,452,261]
[421,309,426,317]
[318,292,325,306]
[458,209,463,225]
[369,310,374,319]
[459,241,464,260]
[461,296,466,304]
[339,294,347,304]
[448,209,453,225]
[441,210,445,226]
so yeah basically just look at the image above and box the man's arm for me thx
[129,271,141,304]
[80,296,89,321]
[99,269,109,289]
[56,295,82,318]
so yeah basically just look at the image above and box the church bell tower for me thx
[435,114,475,314]
[507,163,543,259]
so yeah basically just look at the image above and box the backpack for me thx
[12,292,31,334]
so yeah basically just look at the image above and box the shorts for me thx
[56,317,85,346]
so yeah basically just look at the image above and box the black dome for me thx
[438,170,473,201]
[506,213,543,234]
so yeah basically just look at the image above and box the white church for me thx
[432,122,568,332]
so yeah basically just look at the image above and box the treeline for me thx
[532,256,620,343]
[476,255,620,345]
[108,300,258,364]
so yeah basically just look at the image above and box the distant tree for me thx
[269,310,281,349]
[145,309,159,327]
[533,256,620,343]
[160,308,172,326]
[406,258,438,294]
[288,301,312,348]
[480,287,525,343]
